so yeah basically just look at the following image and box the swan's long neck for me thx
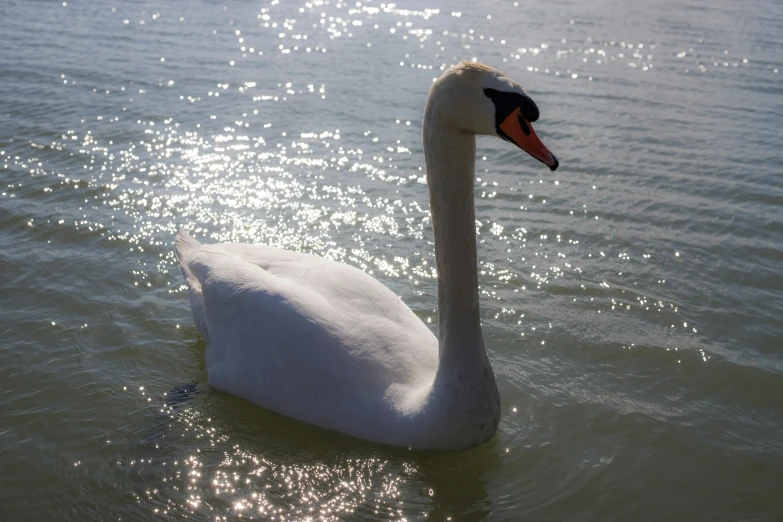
[417,88,500,447]
[423,110,488,378]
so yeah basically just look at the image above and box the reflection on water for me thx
[123,379,498,521]
[0,0,782,520]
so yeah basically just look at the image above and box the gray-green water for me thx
[1,0,782,520]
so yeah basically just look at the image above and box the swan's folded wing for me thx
[202,243,435,338]
[183,248,405,420]
[178,240,439,428]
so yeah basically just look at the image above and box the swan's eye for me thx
[483,88,540,126]
[517,113,531,136]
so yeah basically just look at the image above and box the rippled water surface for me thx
[1,0,782,520]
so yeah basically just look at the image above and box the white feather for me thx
[176,229,439,444]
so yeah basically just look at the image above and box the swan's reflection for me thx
[128,333,499,520]
[415,445,500,522]
[199,388,498,520]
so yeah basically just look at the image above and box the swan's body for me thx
[176,62,558,451]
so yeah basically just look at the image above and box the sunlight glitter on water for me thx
[119,386,425,521]
[2,0,782,520]
[6,106,702,366]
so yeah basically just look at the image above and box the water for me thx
[1,0,781,520]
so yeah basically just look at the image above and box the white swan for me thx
[175,61,558,451]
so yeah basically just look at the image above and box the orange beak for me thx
[498,108,559,171]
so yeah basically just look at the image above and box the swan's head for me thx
[426,61,559,171]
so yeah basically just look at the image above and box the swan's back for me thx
[174,229,439,442]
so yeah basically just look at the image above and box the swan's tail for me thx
[175,225,200,251]
[175,228,209,341]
